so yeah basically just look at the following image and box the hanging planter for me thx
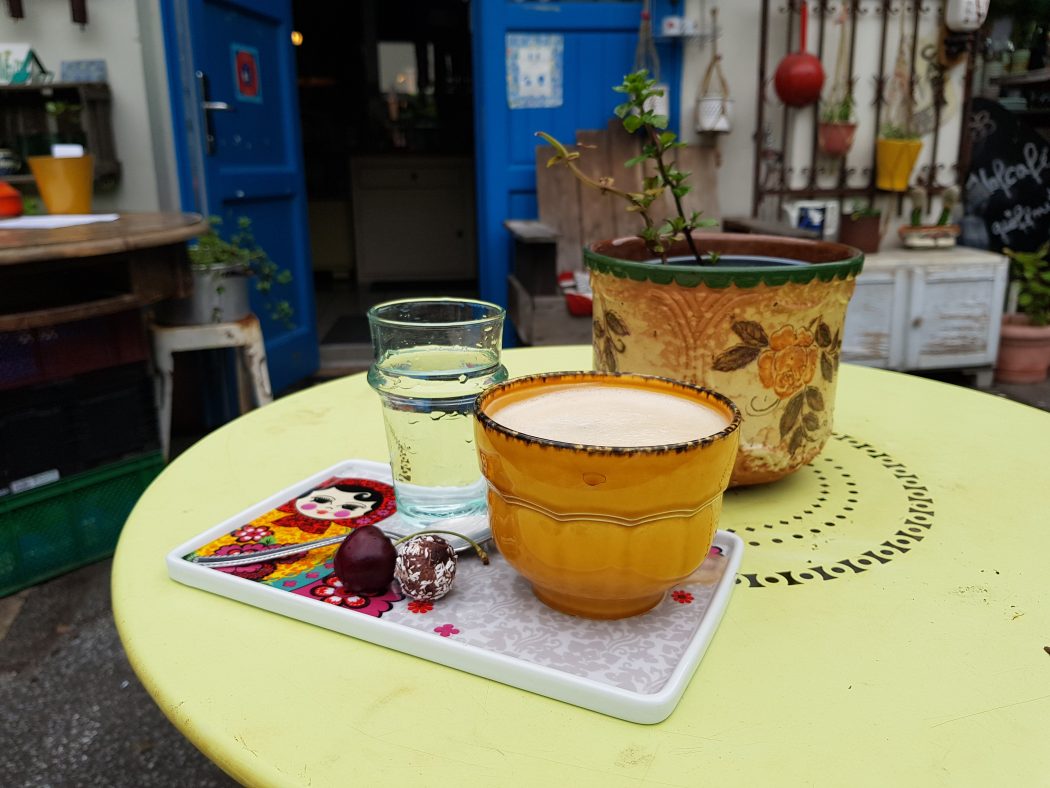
[875,134,923,191]
[876,5,922,191]
[695,8,732,133]
[818,14,856,158]
[818,121,857,157]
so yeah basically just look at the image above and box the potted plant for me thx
[155,216,294,327]
[995,244,1050,383]
[538,71,864,486]
[26,100,94,214]
[838,200,882,253]
[818,95,856,158]
[898,185,961,248]
[876,123,923,192]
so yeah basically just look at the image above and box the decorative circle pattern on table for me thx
[721,433,935,588]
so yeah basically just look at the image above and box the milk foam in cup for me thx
[475,372,741,619]
[487,383,730,447]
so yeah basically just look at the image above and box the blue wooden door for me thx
[472,1,678,310]
[161,0,318,393]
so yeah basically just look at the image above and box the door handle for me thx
[196,71,234,155]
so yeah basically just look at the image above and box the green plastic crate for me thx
[0,452,163,597]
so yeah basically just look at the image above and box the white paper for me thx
[50,144,85,158]
[0,214,119,229]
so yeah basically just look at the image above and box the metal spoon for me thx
[186,529,407,569]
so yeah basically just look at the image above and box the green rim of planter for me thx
[584,240,864,289]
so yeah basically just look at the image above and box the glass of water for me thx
[366,298,508,526]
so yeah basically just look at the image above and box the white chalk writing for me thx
[990,186,1050,245]
[970,142,1050,199]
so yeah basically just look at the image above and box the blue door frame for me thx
[470,0,683,313]
[159,0,318,395]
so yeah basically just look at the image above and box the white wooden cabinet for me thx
[350,155,476,286]
[842,248,1008,374]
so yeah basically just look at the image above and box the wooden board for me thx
[535,145,582,276]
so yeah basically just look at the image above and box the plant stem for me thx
[643,124,702,264]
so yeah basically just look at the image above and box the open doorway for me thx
[292,0,478,373]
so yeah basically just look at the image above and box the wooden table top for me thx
[0,212,208,265]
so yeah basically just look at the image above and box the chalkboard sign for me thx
[964,97,1050,253]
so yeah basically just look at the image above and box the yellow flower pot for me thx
[875,138,922,192]
[27,155,94,214]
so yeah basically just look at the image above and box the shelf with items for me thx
[0,81,121,188]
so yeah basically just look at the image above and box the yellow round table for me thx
[113,347,1050,786]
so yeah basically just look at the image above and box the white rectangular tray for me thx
[166,459,742,724]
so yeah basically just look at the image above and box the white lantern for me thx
[945,0,989,33]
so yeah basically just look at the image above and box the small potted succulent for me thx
[536,71,863,486]
[156,216,294,327]
[838,201,882,254]
[898,185,961,249]
[876,123,923,192]
[818,95,856,158]
[996,244,1050,384]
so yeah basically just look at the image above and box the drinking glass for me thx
[367,298,508,525]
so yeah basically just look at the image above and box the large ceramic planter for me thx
[875,138,922,191]
[995,314,1050,384]
[585,232,863,486]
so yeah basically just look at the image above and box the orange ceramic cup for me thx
[28,155,94,214]
[474,372,741,619]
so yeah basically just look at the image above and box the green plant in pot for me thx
[818,94,856,158]
[838,200,882,254]
[537,70,864,486]
[158,216,294,327]
[995,243,1050,384]
[897,185,960,248]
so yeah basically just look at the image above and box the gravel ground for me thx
[0,560,236,787]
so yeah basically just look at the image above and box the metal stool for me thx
[150,315,273,460]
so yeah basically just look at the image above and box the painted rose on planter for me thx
[756,325,818,397]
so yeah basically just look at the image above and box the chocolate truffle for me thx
[394,535,457,601]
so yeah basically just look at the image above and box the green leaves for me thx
[1005,243,1050,325]
[535,68,716,264]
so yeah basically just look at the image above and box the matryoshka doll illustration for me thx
[270,477,396,535]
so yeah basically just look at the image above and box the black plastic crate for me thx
[0,362,159,494]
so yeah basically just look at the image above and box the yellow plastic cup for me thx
[28,155,94,214]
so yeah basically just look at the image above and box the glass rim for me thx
[366,297,505,329]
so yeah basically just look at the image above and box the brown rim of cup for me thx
[474,371,742,456]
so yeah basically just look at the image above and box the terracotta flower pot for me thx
[818,121,856,157]
[995,313,1050,384]
[585,232,864,486]
[838,215,881,254]
[875,138,922,192]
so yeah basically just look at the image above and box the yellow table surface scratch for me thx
[113,347,1050,787]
